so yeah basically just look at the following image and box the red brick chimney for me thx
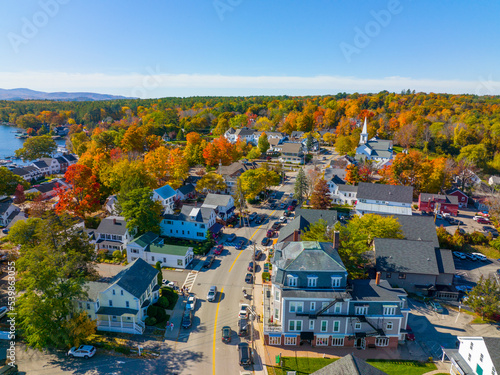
[113,218,116,225]
[375,271,381,285]
[293,230,299,241]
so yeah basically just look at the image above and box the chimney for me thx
[113,218,116,225]
[375,271,381,285]
[333,231,340,250]
[293,230,299,242]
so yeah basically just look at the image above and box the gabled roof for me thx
[163,205,214,223]
[436,249,456,275]
[294,208,338,227]
[277,215,310,242]
[350,279,406,301]
[281,142,303,153]
[235,127,256,137]
[62,154,77,162]
[374,239,440,275]
[483,337,500,371]
[11,167,29,176]
[312,354,388,375]
[218,161,257,177]
[129,231,159,248]
[108,258,159,299]
[324,168,347,182]
[33,181,60,193]
[420,193,459,205]
[177,183,195,195]
[55,156,68,164]
[339,185,358,193]
[32,160,49,169]
[379,214,439,247]
[202,193,233,207]
[83,281,111,302]
[0,200,14,216]
[290,131,305,138]
[96,216,128,236]
[154,184,177,200]
[357,182,413,204]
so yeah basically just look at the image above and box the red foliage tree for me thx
[13,184,26,204]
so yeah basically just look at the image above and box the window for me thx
[355,306,368,315]
[288,320,302,331]
[321,320,327,332]
[200,224,205,229]
[86,303,90,310]
[310,302,316,311]
[331,338,344,346]
[120,290,123,296]
[309,320,314,330]
[289,302,303,313]
[480,354,484,362]
[316,336,328,346]
[274,308,279,319]
[307,276,318,287]
[177,259,183,266]
[470,342,474,350]
[78,302,82,309]
[112,289,115,295]
[398,273,406,279]
[166,220,173,224]
[182,230,185,235]
[383,306,396,316]
[354,322,361,330]
[197,232,203,237]
[284,336,296,345]
[163,258,166,263]
[287,275,298,287]
[269,336,281,345]
[131,249,138,254]
[333,321,340,332]
[109,300,113,307]
[331,277,341,288]
[334,302,341,314]
[376,337,389,347]
[386,272,391,278]
[386,321,393,330]
[275,291,280,301]
[468,353,471,361]
[126,301,130,308]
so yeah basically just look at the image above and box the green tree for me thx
[258,132,270,154]
[195,172,227,193]
[310,178,332,209]
[458,144,488,168]
[0,167,30,195]
[301,219,331,241]
[7,217,43,246]
[246,147,262,160]
[335,214,403,277]
[294,168,308,205]
[176,128,185,141]
[233,177,247,227]
[119,188,163,235]
[465,276,500,319]
[239,167,280,200]
[12,213,97,350]
[155,261,163,286]
[15,135,57,160]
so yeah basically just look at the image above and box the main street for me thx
[174,173,297,375]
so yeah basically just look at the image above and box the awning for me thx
[269,333,281,337]
[300,331,314,340]
[209,223,224,234]
[285,334,298,338]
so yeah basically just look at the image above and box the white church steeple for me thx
[359,117,368,145]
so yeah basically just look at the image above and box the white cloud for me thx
[1,71,499,98]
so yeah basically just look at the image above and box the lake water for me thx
[0,124,67,165]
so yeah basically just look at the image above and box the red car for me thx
[405,325,415,341]
[266,230,275,238]
[477,218,491,224]
[213,245,223,255]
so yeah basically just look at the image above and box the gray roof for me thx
[235,127,256,137]
[339,185,358,193]
[96,216,128,236]
[278,209,338,242]
[350,279,406,301]
[420,193,459,205]
[436,249,456,275]
[277,215,310,243]
[0,200,13,216]
[202,193,233,207]
[281,142,303,153]
[83,281,111,302]
[483,337,500,371]
[442,349,474,375]
[63,154,77,162]
[177,183,195,195]
[312,354,388,375]
[34,181,59,193]
[164,205,213,223]
[290,131,305,138]
[379,214,439,247]
[374,239,440,275]
[32,160,49,168]
[218,161,257,177]
[11,167,29,176]
[356,139,393,159]
[55,156,68,164]
[6,211,27,229]
[357,182,413,203]
[108,258,159,299]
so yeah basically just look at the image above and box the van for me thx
[238,342,252,366]
[238,318,248,336]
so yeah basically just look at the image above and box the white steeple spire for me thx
[359,117,368,145]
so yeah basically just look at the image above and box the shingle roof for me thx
[357,182,413,203]
[277,215,310,242]
[235,127,256,137]
[0,200,13,216]
[436,249,456,274]
[130,232,159,248]
[62,154,77,162]
[218,161,257,177]
[379,214,439,247]
[281,142,303,153]
[34,181,59,193]
[278,209,338,243]
[290,131,305,138]
[350,279,406,301]
[32,160,49,168]
[420,193,459,205]
[109,258,159,299]
[374,238,440,275]
[154,184,177,200]
[202,193,233,207]
[339,185,358,193]
[483,337,500,371]
[96,216,128,236]
[83,281,111,302]
[312,354,388,375]
[177,183,195,195]
[11,167,29,176]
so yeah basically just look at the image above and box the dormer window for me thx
[287,275,298,287]
[307,275,318,287]
[331,276,342,288]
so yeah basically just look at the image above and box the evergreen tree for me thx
[176,128,185,141]
[465,276,500,319]
[294,168,308,205]
[155,261,163,286]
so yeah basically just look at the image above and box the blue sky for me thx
[1,0,499,97]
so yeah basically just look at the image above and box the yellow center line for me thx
[212,287,224,375]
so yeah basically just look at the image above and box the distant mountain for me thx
[0,88,134,101]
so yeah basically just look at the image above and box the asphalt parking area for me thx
[452,256,500,285]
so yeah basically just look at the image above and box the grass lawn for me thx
[472,244,500,260]
[266,357,436,375]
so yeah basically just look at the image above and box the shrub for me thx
[160,287,179,306]
[469,231,488,245]
[144,317,157,326]
[262,272,270,282]
[155,307,167,322]
[491,238,500,251]
[97,249,108,262]
[112,250,122,260]
[157,296,169,309]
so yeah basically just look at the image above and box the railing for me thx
[97,320,144,334]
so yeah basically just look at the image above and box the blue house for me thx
[153,184,177,215]
[160,205,217,240]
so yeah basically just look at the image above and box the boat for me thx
[5,156,11,159]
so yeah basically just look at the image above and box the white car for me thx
[186,295,197,310]
[471,252,487,262]
[67,345,96,359]
[278,216,286,223]
[473,216,483,221]
[453,251,466,260]
[0,306,7,319]
[238,304,250,319]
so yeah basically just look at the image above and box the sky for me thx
[1,0,500,98]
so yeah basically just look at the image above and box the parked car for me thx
[465,253,478,261]
[278,216,287,223]
[238,304,250,319]
[255,214,265,224]
[477,218,491,224]
[238,343,252,366]
[429,301,444,313]
[288,193,294,198]
[248,262,254,272]
[283,210,293,217]
[248,212,258,221]
[67,345,96,359]
[1,228,9,234]
[253,250,262,260]
[207,286,217,302]
[186,295,197,311]
[266,229,276,238]
[482,226,499,237]
[203,255,215,269]
[221,326,231,343]
[261,237,271,246]
[181,310,193,328]
[238,318,248,336]
[471,252,487,262]
[271,222,281,230]
[226,233,236,242]
[473,215,483,221]
[406,325,415,341]
[453,251,466,260]
[236,240,245,250]
[455,285,473,293]
[213,245,223,255]
[245,273,253,284]
[279,202,286,209]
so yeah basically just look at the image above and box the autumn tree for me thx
[184,132,207,166]
[239,167,280,200]
[56,164,101,218]
[246,147,261,160]
[119,187,163,235]
[195,173,227,193]
[203,136,235,167]
[15,135,57,160]
[144,146,188,189]
[258,132,270,154]
[323,132,335,146]
[310,178,332,209]
[306,167,321,198]
[14,184,26,204]
[121,125,145,154]
[0,167,30,195]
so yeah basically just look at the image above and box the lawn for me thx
[266,357,436,375]
[472,244,500,260]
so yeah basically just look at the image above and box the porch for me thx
[96,306,145,335]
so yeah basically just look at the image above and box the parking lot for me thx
[452,254,500,287]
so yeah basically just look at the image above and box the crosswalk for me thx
[224,242,268,252]
[182,270,198,293]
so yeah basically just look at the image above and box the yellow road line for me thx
[213,287,224,375]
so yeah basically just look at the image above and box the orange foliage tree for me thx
[203,136,235,167]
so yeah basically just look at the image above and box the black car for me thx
[245,273,253,284]
[248,262,254,272]
[238,318,248,336]
[221,326,231,343]
[253,249,262,260]
[203,255,214,268]
[181,310,193,329]
[255,214,266,224]
[238,343,252,366]
[271,222,281,230]
[261,237,271,246]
